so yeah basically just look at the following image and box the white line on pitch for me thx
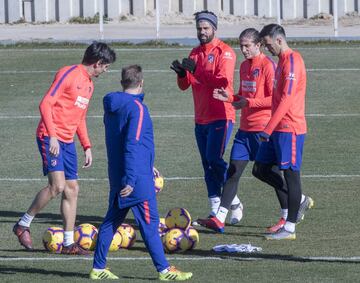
[1,255,360,262]
[0,175,359,182]
[0,113,359,119]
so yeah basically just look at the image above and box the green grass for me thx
[0,43,360,282]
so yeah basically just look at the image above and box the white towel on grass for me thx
[212,244,262,253]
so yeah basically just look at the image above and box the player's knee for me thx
[227,163,241,181]
[49,183,66,197]
[64,183,79,199]
[252,162,262,179]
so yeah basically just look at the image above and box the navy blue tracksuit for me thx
[93,92,169,272]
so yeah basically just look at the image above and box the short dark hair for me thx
[259,24,286,39]
[121,65,143,90]
[239,28,261,44]
[82,41,116,65]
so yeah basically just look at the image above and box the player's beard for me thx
[198,32,215,45]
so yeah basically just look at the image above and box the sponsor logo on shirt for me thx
[241,80,256,92]
[208,54,215,63]
[287,72,296,80]
[223,51,233,60]
[74,95,89,109]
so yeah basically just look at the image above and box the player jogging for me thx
[170,10,242,219]
[13,42,116,254]
[254,24,314,240]
[90,65,192,281]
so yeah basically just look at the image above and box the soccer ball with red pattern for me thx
[42,226,64,253]
[185,226,199,250]
[109,230,122,252]
[162,228,190,253]
[158,217,168,237]
[74,223,98,250]
[165,207,191,230]
[117,223,136,249]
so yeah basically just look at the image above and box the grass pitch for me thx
[0,43,360,282]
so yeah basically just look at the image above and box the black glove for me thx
[170,60,186,78]
[181,58,196,74]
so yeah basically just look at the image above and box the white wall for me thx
[1,0,359,23]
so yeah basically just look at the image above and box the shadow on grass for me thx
[197,227,265,238]
[0,210,138,227]
[119,246,360,264]
[0,265,88,278]
[183,248,360,264]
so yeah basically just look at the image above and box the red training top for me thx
[229,53,276,132]
[263,48,307,135]
[36,64,94,149]
[177,37,236,124]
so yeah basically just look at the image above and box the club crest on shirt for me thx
[51,159,57,167]
[74,95,89,109]
[252,68,260,78]
[208,54,215,63]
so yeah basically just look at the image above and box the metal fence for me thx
[1,0,359,24]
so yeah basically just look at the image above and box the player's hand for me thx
[213,87,229,101]
[153,167,161,178]
[259,132,270,142]
[82,148,93,168]
[170,60,186,78]
[49,137,60,157]
[120,185,133,197]
[181,58,196,74]
[232,97,249,109]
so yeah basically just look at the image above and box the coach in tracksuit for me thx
[171,10,240,218]
[91,65,192,280]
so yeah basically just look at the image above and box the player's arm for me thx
[171,51,196,91]
[247,61,275,108]
[76,109,92,168]
[263,55,299,136]
[122,100,145,191]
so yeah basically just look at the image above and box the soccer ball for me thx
[154,170,164,193]
[162,228,190,253]
[42,226,64,253]
[165,207,191,230]
[185,226,199,250]
[109,230,122,252]
[158,217,168,237]
[117,223,136,249]
[74,223,98,250]
[154,176,164,193]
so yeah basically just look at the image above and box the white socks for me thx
[281,209,288,220]
[284,221,295,233]
[209,197,221,216]
[301,194,306,203]
[18,213,34,227]
[63,231,74,247]
[231,195,241,206]
[160,267,170,274]
[216,207,228,223]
